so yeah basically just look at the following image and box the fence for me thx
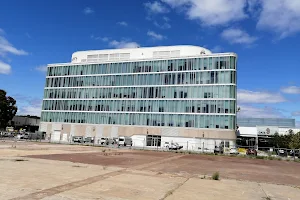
[1,133,299,160]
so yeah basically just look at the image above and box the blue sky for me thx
[0,0,299,127]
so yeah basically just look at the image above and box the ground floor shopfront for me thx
[39,122,236,151]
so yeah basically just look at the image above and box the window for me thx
[225,141,230,148]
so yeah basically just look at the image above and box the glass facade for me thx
[41,55,237,130]
[237,118,295,128]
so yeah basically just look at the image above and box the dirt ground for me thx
[1,140,300,200]
[27,149,300,186]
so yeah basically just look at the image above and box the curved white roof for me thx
[71,45,212,63]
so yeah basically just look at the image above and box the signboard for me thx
[257,126,279,136]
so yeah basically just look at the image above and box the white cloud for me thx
[0,60,11,74]
[35,65,47,72]
[117,21,128,26]
[109,40,140,49]
[144,1,169,14]
[163,16,170,22]
[237,89,286,104]
[0,35,28,56]
[19,106,42,116]
[221,28,258,44]
[162,0,247,26]
[91,35,109,42]
[281,86,300,94]
[13,95,42,116]
[257,0,300,39]
[147,31,165,40]
[237,105,285,118]
[83,7,94,15]
[154,21,171,29]
[292,111,300,116]
[246,0,260,13]
[211,45,223,53]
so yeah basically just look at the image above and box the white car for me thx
[164,142,183,150]
[100,137,109,145]
[229,148,239,155]
[118,136,132,146]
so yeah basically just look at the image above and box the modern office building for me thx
[40,45,237,149]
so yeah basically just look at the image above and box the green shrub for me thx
[256,156,264,159]
[212,172,219,180]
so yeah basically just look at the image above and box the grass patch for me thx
[212,172,220,180]
[256,156,265,159]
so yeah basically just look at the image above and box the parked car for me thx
[73,136,84,143]
[289,150,300,157]
[198,147,212,153]
[246,148,257,156]
[164,142,183,150]
[118,136,132,147]
[84,137,94,143]
[229,147,239,155]
[100,137,109,145]
[214,146,224,154]
[23,133,29,140]
[277,149,288,157]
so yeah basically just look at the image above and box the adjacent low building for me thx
[9,115,40,132]
[236,117,299,148]
[40,45,237,150]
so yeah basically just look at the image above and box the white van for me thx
[118,136,132,147]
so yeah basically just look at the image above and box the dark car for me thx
[214,146,224,154]
[289,150,300,157]
[84,137,94,143]
[246,148,257,156]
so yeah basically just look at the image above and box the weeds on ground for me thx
[263,196,272,200]
[103,166,107,170]
[255,156,265,159]
[102,149,106,152]
[212,172,219,180]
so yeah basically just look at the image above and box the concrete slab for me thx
[164,178,300,200]
[0,157,120,200]
[42,173,185,200]
[260,183,300,200]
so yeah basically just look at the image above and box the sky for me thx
[0,0,299,127]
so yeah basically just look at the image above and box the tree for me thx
[0,90,18,129]
[289,132,300,149]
